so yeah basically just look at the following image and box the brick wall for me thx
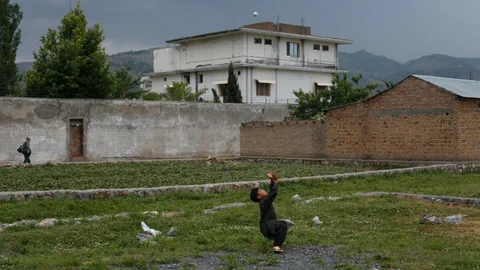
[327,76,464,161]
[240,77,480,161]
[240,120,327,158]
[242,22,311,35]
[456,99,480,160]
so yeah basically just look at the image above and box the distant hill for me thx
[16,48,159,78]
[17,48,480,90]
[339,51,480,90]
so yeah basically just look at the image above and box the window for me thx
[256,82,271,96]
[164,77,167,82]
[254,38,262,44]
[322,45,329,51]
[199,74,203,83]
[265,39,272,45]
[237,71,241,76]
[315,84,329,94]
[185,75,190,84]
[287,42,299,57]
[313,44,320,50]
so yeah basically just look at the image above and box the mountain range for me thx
[16,49,480,89]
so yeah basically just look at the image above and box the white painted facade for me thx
[144,23,352,104]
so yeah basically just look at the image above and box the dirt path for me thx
[155,245,382,270]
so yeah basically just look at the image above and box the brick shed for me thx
[326,75,480,161]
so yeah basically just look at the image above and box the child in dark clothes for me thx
[250,172,288,253]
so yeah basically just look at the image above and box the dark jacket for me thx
[259,181,278,238]
[22,141,31,155]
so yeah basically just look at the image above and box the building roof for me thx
[166,21,353,45]
[326,75,480,112]
[413,75,480,99]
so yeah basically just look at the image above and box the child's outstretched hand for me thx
[266,172,278,183]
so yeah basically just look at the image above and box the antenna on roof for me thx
[277,13,280,31]
[301,17,306,35]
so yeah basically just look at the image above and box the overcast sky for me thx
[13,0,480,63]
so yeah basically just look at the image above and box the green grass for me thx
[1,171,480,269]
[0,160,371,192]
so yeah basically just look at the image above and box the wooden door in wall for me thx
[69,119,84,159]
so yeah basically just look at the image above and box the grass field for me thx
[0,160,384,192]
[1,170,480,269]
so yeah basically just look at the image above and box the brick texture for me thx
[327,76,480,161]
[242,22,311,35]
[240,120,327,158]
[240,76,480,161]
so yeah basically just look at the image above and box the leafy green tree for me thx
[24,1,115,98]
[224,62,242,103]
[290,73,378,120]
[382,80,394,89]
[211,88,220,103]
[141,91,161,101]
[157,82,207,101]
[113,66,140,98]
[0,0,23,96]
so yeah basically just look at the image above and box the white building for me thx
[142,22,353,104]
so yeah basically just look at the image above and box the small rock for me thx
[420,214,442,224]
[443,214,464,224]
[167,227,176,238]
[313,216,323,225]
[162,211,185,218]
[203,203,249,214]
[115,212,130,218]
[74,221,81,225]
[87,215,101,222]
[435,199,444,204]
[291,194,302,201]
[143,211,159,216]
[37,218,57,228]
[102,215,112,219]
[136,233,154,243]
[12,220,36,227]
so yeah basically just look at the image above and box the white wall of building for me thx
[150,67,334,104]
[276,70,333,103]
[304,40,337,66]
[154,34,246,72]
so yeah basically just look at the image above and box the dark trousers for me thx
[23,154,31,164]
[263,220,288,247]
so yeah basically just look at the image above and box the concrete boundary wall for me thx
[0,98,290,164]
[357,192,480,208]
[1,162,479,202]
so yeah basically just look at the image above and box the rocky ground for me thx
[154,245,382,270]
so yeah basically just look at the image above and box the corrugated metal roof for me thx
[414,75,480,99]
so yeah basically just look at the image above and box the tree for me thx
[223,62,242,103]
[159,82,207,101]
[113,66,140,98]
[211,88,220,103]
[382,80,394,89]
[24,1,115,98]
[289,73,378,120]
[0,0,23,96]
